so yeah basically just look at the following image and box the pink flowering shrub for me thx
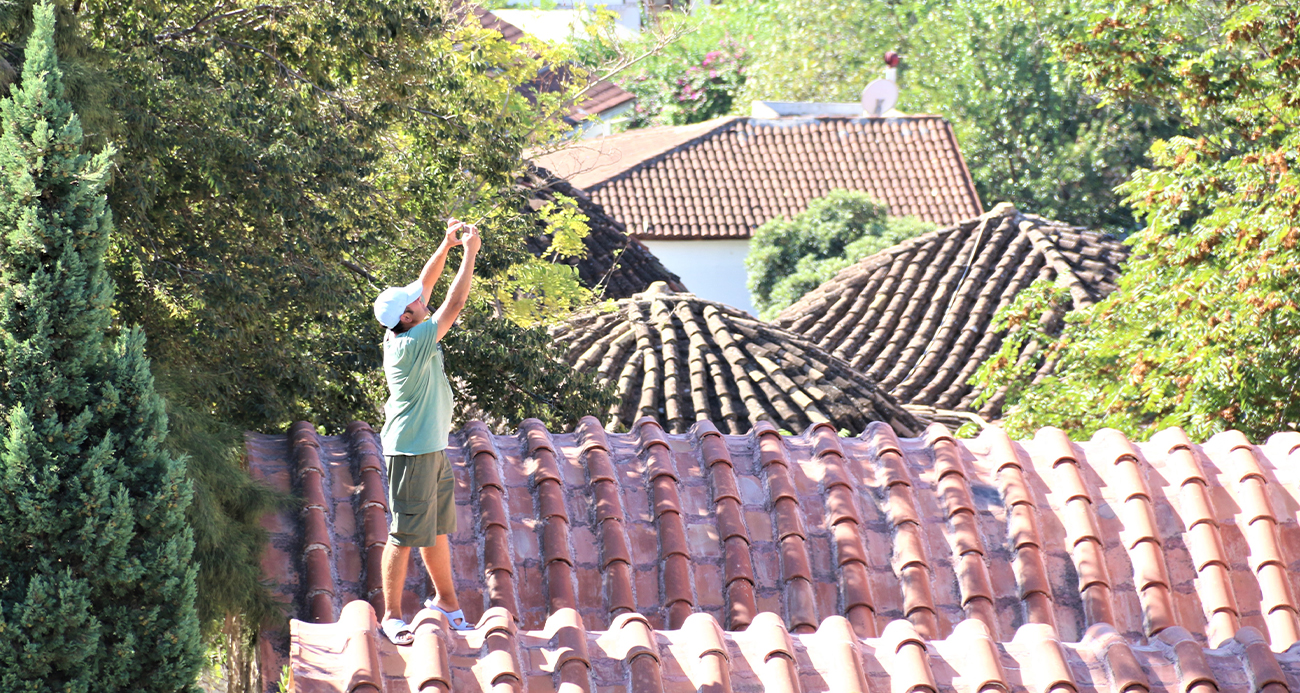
[621,38,748,127]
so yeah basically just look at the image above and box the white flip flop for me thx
[423,598,474,631]
[380,617,414,646]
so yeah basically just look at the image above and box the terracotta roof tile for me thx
[251,423,1300,693]
[522,169,686,299]
[532,116,983,240]
[775,203,1129,419]
[551,284,923,436]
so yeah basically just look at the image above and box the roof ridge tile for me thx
[811,616,870,693]
[337,599,382,693]
[410,607,454,692]
[1012,623,1078,693]
[1153,627,1216,693]
[749,612,803,693]
[540,608,590,689]
[1082,623,1151,693]
[477,604,523,692]
[950,619,1011,693]
[879,619,940,693]
[1231,627,1289,693]
[683,613,733,693]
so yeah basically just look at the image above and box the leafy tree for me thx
[973,0,1300,441]
[610,0,1179,229]
[0,0,614,642]
[0,4,201,690]
[746,190,931,319]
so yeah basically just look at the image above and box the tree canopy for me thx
[973,0,1300,441]
[0,5,201,688]
[0,0,615,640]
[601,0,1180,230]
[746,190,932,320]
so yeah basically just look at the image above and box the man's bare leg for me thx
[418,534,460,612]
[381,541,412,622]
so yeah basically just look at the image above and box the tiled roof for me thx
[473,6,635,120]
[522,169,686,299]
[250,418,1300,692]
[530,118,740,190]
[547,284,922,435]
[572,78,636,120]
[531,115,984,240]
[774,202,1129,418]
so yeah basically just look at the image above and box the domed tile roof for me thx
[774,203,1129,418]
[549,284,922,435]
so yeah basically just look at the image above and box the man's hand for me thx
[459,223,482,255]
[443,219,466,248]
[433,222,481,341]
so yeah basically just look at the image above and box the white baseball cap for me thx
[373,280,424,329]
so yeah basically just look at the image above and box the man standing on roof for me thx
[371,219,481,644]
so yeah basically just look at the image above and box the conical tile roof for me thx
[774,202,1129,417]
[548,284,922,435]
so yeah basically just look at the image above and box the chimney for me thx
[884,50,900,83]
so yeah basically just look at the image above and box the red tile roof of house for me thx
[249,418,1300,692]
[531,115,984,240]
[548,284,921,435]
[523,169,686,298]
[774,202,1129,419]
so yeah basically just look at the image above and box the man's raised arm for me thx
[416,220,467,305]
[432,224,481,342]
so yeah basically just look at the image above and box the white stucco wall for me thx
[641,239,756,316]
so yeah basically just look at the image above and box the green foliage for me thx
[493,194,597,326]
[0,5,201,689]
[746,190,932,319]
[441,310,616,429]
[0,0,620,640]
[622,34,748,128]
[974,0,1300,442]
[157,375,285,633]
[609,0,1179,229]
[575,7,751,128]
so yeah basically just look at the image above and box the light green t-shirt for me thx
[380,318,453,456]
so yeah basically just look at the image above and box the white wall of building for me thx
[642,239,756,316]
[575,101,635,139]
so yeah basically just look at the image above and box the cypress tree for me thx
[0,3,202,691]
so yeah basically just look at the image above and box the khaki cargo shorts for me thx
[385,450,457,546]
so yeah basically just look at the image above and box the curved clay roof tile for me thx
[777,205,1127,418]
[256,423,1300,693]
